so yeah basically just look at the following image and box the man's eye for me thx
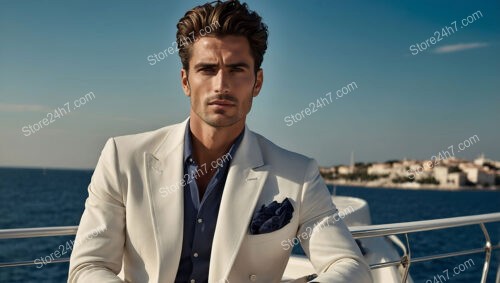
[231,67,244,72]
[199,68,215,73]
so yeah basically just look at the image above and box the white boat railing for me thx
[1,212,499,282]
[350,212,500,283]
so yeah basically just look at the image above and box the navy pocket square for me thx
[249,198,294,235]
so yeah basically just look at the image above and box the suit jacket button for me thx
[249,274,257,281]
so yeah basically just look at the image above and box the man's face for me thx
[181,35,263,128]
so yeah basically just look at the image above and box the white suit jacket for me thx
[68,118,372,283]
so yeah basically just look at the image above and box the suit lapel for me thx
[209,127,269,283]
[144,118,188,282]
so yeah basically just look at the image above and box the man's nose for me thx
[213,69,230,94]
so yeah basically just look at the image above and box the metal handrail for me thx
[2,213,498,240]
[1,213,499,282]
[349,212,500,238]
[0,226,78,240]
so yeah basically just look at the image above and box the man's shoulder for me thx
[252,131,316,170]
[109,121,184,155]
[113,123,179,141]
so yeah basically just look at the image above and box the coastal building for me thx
[446,172,467,188]
[338,165,353,175]
[319,166,336,179]
[391,162,407,177]
[421,161,435,172]
[433,166,466,188]
[474,154,500,170]
[433,166,449,186]
[367,163,392,176]
[319,166,336,174]
[462,167,495,186]
[474,154,487,166]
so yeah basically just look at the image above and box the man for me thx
[68,1,373,282]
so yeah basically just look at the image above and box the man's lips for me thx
[208,100,236,106]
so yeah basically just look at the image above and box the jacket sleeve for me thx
[68,138,126,283]
[297,159,373,283]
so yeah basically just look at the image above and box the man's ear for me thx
[181,68,190,97]
[252,68,264,97]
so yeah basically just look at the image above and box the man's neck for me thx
[188,115,244,166]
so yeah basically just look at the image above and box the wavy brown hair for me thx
[176,0,268,73]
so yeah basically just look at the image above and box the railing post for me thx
[401,233,412,283]
[479,223,492,283]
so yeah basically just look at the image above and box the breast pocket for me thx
[235,221,295,280]
[246,221,296,244]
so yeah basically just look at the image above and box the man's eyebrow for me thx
[193,63,218,69]
[226,62,250,69]
[193,62,251,69]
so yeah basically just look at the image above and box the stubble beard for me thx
[194,93,253,128]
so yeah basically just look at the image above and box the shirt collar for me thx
[183,118,245,165]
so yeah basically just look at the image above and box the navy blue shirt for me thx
[174,121,244,283]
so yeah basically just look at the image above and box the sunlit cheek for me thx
[236,73,254,82]
[190,93,203,112]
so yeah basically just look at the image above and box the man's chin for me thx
[203,115,240,128]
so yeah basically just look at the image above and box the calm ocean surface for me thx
[0,167,499,283]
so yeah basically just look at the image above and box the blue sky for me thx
[1,0,499,169]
